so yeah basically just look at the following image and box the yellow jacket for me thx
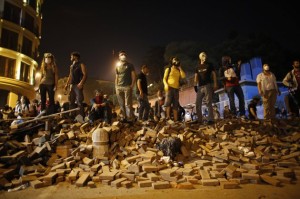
[163,66,186,91]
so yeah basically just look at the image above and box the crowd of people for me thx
[1,51,299,125]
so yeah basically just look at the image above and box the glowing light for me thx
[35,71,41,79]
[116,61,121,67]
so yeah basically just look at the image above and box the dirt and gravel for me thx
[1,180,300,199]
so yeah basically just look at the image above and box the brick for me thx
[121,180,132,188]
[274,176,292,184]
[128,164,141,174]
[56,145,71,158]
[221,181,239,189]
[201,179,220,186]
[199,169,211,179]
[147,173,159,181]
[138,180,152,188]
[99,171,118,180]
[21,175,38,183]
[86,181,95,188]
[121,172,135,181]
[142,165,158,172]
[68,170,79,181]
[110,178,127,187]
[30,180,44,189]
[180,145,190,157]
[260,174,281,186]
[75,173,90,187]
[242,173,260,180]
[56,176,65,183]
[182,168,193,176]
[101,180,111,185]
[43,172,58,184]
[91,164,101,172]
[152,181,170,189]
[177,182,194,189]
[51,163,66,171]
[82,157,93,166]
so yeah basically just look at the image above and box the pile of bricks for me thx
[0,117,299,190]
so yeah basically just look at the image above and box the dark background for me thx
[39,0,300,81]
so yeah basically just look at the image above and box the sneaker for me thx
[75,114,84,123]
[36,110,46,118]
[187,120,198,124]
[206,120,214,125]
[240,115,247,120]
[287,113,293,119]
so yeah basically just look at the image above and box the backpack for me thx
[165,66,187,87]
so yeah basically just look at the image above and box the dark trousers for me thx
[137,94,150,120]
[226,85,245,116]
[69,84,85,118]
[39,84,55,114]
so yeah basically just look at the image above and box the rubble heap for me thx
[0,118,299,190]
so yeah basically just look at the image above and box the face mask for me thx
[120,55,126,61]
[45,58,51,64]
[263,65,269,71]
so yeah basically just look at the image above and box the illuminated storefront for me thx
[0,0,43,107]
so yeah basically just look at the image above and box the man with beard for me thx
[64,52,87,122]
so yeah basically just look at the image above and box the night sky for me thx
[39,0,299,80]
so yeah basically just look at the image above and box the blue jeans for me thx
[196,84,213,122]
[225,85,245,116]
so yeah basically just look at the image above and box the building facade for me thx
[0,0,43,107]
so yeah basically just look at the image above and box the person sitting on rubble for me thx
[89,90,113,123]
[1,105,15,120]
[28,99,39,117]
[14,96,30,117]
[154,90,166,121]
[102,94,113,124]
[223,105,232,119]
[248,96,261,120]
[89,89,104,122]
[213,104,220,120]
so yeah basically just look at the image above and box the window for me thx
[28,0,37,10]
[0,56,16,78]
[3,1,21,25]
[19,62,30,83]
[0,28,19,51]
[23,12,35,33]
[22,36,33,57]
